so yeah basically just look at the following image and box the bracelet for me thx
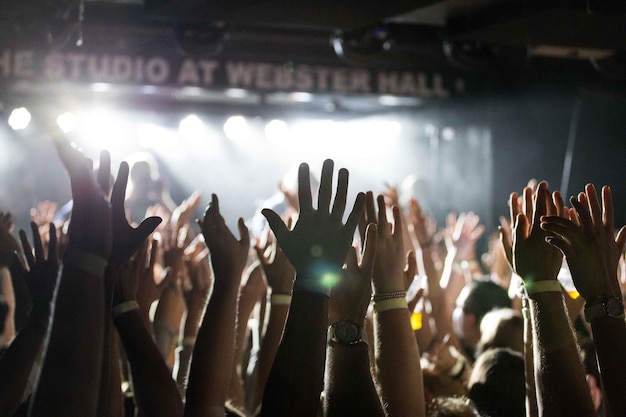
[181,336,197,347]
[521,307,531,319]
[373,297,408,313]
[270,293,292,306]
[112,301,139,318]
[63,247,108,278]
[524,280,562,298]
[448,358,466,379]
[372,290,406,302]
[293,279,331,297]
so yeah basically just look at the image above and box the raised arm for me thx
[500,181,594,417]
[541,184,626,416]
[251,231,295,412]
[260,159,364,417]
[184,194,250,417]
[112,238,182,417]
[325,224,385,417]
[29,129,112,417]
[0,222,58,416]
[367,192,425,417]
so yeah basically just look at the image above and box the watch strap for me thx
[584,295,625,323]
[328,320,368,345]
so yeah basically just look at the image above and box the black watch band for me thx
[584,295,624,322]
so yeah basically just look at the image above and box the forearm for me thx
[115,308,183,417]
[261,291,328,417]
[184,281,240,417]
[589,315,626,416]
[374,308,425,417]
[529,292,594,417]
[252,302,289,411]
[0,315,47,416]
[99,323,123,417]
[1,268,16,345]
[324,342,385,417]
[30,264,105,417]
[523,303,538,417]
[154,284,185,367]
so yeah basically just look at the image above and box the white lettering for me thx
[177,59,200,84]
[197,60,219,85]
[145,57,169,84]
[226,62,255,87]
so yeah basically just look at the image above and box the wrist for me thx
[63,246,109,278]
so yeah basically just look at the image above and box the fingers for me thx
[331,168,349,219]
[135,217,162,243]
[29,221,44,263]
[297,163,313,216]
[553,191,566,218]
[344,192,365,242]
[262,209,289,244]
[616,226,626,254]
[602,185,614,233]
[376,195,389,235]
[237,217,250,246]
[498,225,513,266]
[585,184,603,230]
[48,223,58,267]
[360,223,377,272]
[509,192,519,226]
[19,229,35,269]
[523,186,533,221]
[318,159,334,214]
[405,250,417,282]
[111,162,130,216]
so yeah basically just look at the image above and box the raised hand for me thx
[329,224,377,325]
[10,222,59,317]
[443,212,485,263]
[197,194,250,282]
[262,160,365,281]
[541,184,626,301]
[408,198,437,250]
[110,162,162,262]
[500,181,566,284]
[255,228,295,295]
[0,212,21,268]
[363,192,409,294]
[172,190,202,229]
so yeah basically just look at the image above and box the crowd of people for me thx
[0,123,625,417]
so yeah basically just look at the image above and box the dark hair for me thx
[460,280,511,324]
[427,396,481,417]
[468,348,525,417]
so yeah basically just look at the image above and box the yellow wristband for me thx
[112,301,139,318]
[373,298,408,313]
[270,294,292,305]
[63,247,108,278]
[524,280,562,298]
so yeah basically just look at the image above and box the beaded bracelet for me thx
[270,293,292,306]
[372,290,406,302]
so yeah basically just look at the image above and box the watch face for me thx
[606,297,624,318]
[335,321,360,343]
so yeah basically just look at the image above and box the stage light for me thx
[288,92,314,103]
[179,114,204,139]
[8,107,31,131]
[441,127,455,141]
[56,112,78,133]
[264,119,289,144]
[223,115,249,141]
[137,123,173,150]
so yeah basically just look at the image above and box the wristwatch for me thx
[584,295,625,322]
[328,320,367,345]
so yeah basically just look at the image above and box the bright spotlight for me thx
[441,127,455,141]
[56,112,78,133]
[8,107,31,131]
[264,119,288,143]
[223,115,249,141]
[179,114,204,139]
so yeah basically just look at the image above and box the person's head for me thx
[453,279,511,352]
[476,307,524,356]
[468,348,525,417]
[427,396,481,417]
[125,152,160,197]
